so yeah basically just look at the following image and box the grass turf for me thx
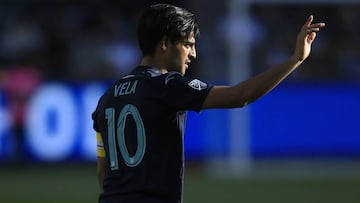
[0,163,359,203]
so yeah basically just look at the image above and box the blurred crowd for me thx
[250,4,360,82]
[0,2,359,84]
[0,0,360,161]
[0,0,155,160]
[0,1,149,82]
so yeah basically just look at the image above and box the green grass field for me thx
[0,163,359,203]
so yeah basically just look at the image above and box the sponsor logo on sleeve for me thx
[188,79,207,91]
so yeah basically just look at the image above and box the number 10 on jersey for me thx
[105,104,146,170]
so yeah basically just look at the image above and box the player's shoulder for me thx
[164,71,183,84]
[165,72,209,91]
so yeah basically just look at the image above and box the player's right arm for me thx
[202,56,301,108]
[202,15,325,109]
[96,132,105,194]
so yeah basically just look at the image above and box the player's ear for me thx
[160,36,168,52]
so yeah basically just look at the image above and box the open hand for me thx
[294,15,325,62]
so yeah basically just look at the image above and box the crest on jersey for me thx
[188,79,207,91]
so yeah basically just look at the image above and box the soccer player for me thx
[92,3,325,203]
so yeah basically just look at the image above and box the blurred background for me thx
[0,0,360,202]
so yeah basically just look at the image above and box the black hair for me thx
[136,4,200,56]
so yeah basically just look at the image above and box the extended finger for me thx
[309,23,326,29]
[307,27,320,33]
[304,15,313,27]
[306,23,325,33]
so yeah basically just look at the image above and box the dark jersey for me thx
[92,66,212,203]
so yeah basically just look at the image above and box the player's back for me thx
[93,66,186,203]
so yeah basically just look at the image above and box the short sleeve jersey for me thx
[92,66,212,203]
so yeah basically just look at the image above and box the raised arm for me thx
[202,15,325,109]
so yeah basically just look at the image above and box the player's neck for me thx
[140,56,168,74]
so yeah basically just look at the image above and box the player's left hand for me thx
[294,15,325,62]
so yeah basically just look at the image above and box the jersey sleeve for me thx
[92,107,100,132]
[92,105,106,158]
[164,72,213,112]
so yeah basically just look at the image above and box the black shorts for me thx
[99,193,180,203]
